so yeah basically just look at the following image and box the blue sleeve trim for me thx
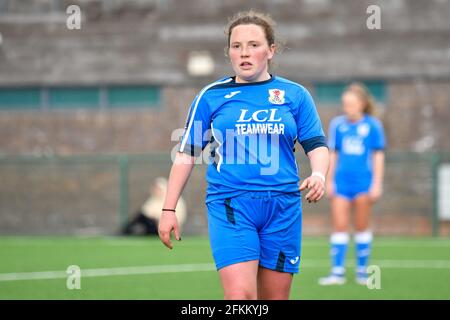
[300,136,328,154]
[179,143,203,157]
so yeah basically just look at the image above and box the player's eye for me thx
[231,44,240,49]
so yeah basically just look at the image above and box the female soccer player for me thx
[158,10,329,299]
[319,83,386,286]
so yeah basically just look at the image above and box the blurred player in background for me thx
[122,177,186,235]
[158,10,329,299]
[319,83,386,286]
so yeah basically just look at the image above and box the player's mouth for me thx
[240,61,253,69]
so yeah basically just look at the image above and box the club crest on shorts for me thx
[268,89,285,105]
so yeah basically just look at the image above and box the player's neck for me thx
[236,72,271,84]
[347,113,365,123]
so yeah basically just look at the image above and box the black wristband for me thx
[162,208,176,212]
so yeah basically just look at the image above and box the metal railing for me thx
[0,151,449,236]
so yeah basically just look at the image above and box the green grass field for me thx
[0,236,449,300]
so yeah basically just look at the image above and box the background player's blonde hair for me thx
[344,82,377,115]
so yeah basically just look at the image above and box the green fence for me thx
[0,151,449,236]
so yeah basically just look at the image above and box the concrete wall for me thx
[1,0,450,85]
[1,0,449,154]
[0,87,197,155]
[2,80,450,155]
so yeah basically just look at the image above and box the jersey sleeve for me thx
[370,118,386,150]
[178,93,212,157]
[295,87,327,154]
[327,117,341,151]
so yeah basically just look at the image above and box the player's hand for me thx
[369,183,383,203]
[158,212,181,250]
[326,181,335,199]
[300,175,325,203]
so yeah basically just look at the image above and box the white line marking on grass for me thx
[1,260,450,282]
[0,263,216,282]
[2,238,449,247]
[302,259,450,269]
[0,238,212,247]
[302,241,450,247]
[374,260,450,269]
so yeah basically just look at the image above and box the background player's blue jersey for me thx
[179,75,326,202]
[328,114,386,185]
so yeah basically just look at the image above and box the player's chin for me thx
[237,74,254,82]
[238,69,258,78]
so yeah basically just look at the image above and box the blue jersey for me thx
[179,75,326,202]
[328,114,386,185]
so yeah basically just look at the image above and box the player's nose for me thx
[240,46,250,57]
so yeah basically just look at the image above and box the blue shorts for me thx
[206,191,302,274]
[334,177,371,201]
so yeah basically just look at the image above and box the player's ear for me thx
[267,43,276,60]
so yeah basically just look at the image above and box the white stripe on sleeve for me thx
[179,78,233,153]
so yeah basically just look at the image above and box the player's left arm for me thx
[295,87,329,203]
[369,151,385,202]
[300,146,329,203]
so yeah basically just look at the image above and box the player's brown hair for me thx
[226,10,276,48]
[344,82,377,115]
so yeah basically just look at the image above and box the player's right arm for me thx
[159,86,213,249]
[158,152,195,250]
